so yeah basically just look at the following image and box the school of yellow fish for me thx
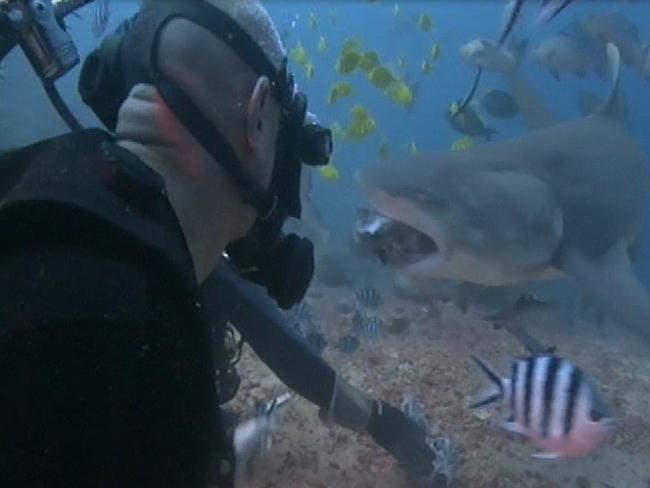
[289,5,478,183]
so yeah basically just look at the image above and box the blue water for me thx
[1,0,649,283]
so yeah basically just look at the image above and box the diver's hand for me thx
[367,401,434,476]
[366,401,456,486]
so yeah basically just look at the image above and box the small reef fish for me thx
[353,312,383,339]
[335,335,360,354]
[471,355,618,459]
[481,89,519,119]
[354,286,383,310]
[418,14,433,32]
[450,135,475,152]
[447,100,496,140]
[319,164,340,183]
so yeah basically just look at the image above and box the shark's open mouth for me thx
[354,208,439,267]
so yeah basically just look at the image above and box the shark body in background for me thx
[357,44,650,341]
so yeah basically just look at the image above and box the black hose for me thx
[456,67,482,114]
[499,0,526,47]
[43,80,82,131]
[453,0,526,121]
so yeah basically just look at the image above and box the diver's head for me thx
[104,0,331,306]
[113,0,285,280]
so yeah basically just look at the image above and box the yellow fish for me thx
[386,80,415,106]
[359,51,381,73]
[319,164,340,183]
[368,66,395,89]
[430,42,442,61]
[418,14,433,32]
[304,61,316,80]
[342,38,362,56]
[450,136,475,151]
[290,41,309,67]
[318,36,328,54]
[327,82,354,105]
[346,104,377,140]
[337,51,361,75]
[449,101,461,116]
[331,122,346,141]
[308,12,320,30]
[421,59,432,74]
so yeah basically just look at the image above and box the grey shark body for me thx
[358,45,650,338]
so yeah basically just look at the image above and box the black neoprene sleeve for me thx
[200,263,337,409]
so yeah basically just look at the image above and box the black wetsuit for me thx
[0,128,338,488]
[0,129,232,488]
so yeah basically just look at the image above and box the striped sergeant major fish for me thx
[354,286,383,310]
[471,355,618,459]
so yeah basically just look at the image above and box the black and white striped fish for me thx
[352,312,383,339]
[287,300,313,323]
[471,355,618,459]
[354,286,383,310]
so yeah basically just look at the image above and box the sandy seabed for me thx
[229,282,650,488]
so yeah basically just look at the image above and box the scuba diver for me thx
[0,1,456,487]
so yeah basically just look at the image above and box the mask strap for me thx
[151,15,278,220]
[154,1,289,103]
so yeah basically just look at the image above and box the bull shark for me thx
[357,44,650,340]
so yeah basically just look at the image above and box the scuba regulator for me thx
[0,0,95,130]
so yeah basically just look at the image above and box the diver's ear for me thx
[246,76,272,155]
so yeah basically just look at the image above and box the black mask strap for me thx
[154,76,278,219]
[149,3,290,219]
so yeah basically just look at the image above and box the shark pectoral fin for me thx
[531,452,560,460]
[559,243,650,341]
